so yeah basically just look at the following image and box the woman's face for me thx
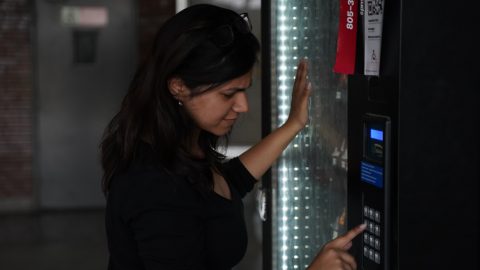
[176,70,253,136]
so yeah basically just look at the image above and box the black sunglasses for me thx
[209,13,252,48]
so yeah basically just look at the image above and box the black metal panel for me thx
[397,0,479,269]
[261,0,272,269]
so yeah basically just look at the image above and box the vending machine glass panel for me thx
[269,0,348,269]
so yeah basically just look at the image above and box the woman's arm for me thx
[239,59,311,180]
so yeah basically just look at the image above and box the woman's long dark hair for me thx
[100,4,260,194]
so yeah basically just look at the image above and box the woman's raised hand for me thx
[286,59,312,131]
[237,60,313,180]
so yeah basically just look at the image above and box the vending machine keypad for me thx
[363,205,381,264]
[358,114,390,269]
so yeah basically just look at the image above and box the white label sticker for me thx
[364,0,384,76]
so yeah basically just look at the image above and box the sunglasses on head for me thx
[209,13,252,48]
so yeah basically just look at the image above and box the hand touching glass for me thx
[286,59,312,130]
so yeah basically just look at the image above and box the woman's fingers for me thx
[287,59,312,129]
[328,224,366,250]
[293,59,308,92]
[338,249,357,270]
[308,224,364,270]
[343,241,352,250]
[308,247,358,270]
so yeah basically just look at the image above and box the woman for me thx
[101,4,364,270]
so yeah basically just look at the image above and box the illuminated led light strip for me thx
[277,2,292,270]
[277,2,312,270]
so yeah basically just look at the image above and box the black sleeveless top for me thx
[105,148,256,270]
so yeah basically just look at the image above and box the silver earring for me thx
[178,101,183,106]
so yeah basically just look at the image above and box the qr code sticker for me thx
[367,0,383,16]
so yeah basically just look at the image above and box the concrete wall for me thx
[35,0,137,208]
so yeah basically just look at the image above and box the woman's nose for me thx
[232,92,249,113]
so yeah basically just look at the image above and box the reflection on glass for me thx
[270,1,348,269]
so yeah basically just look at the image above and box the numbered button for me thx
[375,238,381,250]
[368,208,374,219]
[369,249,374,260]
[375,225,381,236]
[369,235,375,247]
[374,252,381,264]
[375,211,381,222]
[364,206,369,217]
[368,222,375,233]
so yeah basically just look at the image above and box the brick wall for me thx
[0,0,34,210]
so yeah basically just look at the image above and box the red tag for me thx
[334,0,358,74]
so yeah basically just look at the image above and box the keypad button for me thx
[364,206,369,217]
[375,225,381,236]
[375,238,381,250]
[369,249,374,260]
[374,252,381,264]
[364,246,369,257]
[369,235,375,247]
[368,222,374,233]
[364,232,369,243]
[368,208,374,219]
[375,211,381,222]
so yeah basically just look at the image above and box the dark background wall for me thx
[0,0,262,211]
[35,0,137,208]
[0,0,177,210]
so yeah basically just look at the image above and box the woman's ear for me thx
[167,77,189,102]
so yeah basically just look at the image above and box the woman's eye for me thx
[223,92,236,98]
[222,88,246,98]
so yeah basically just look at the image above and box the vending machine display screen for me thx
[370,128,383,141]
[365,125,385,164]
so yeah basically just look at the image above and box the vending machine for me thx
[262,0,479,269]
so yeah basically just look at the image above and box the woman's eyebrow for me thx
[228,82,253,91]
